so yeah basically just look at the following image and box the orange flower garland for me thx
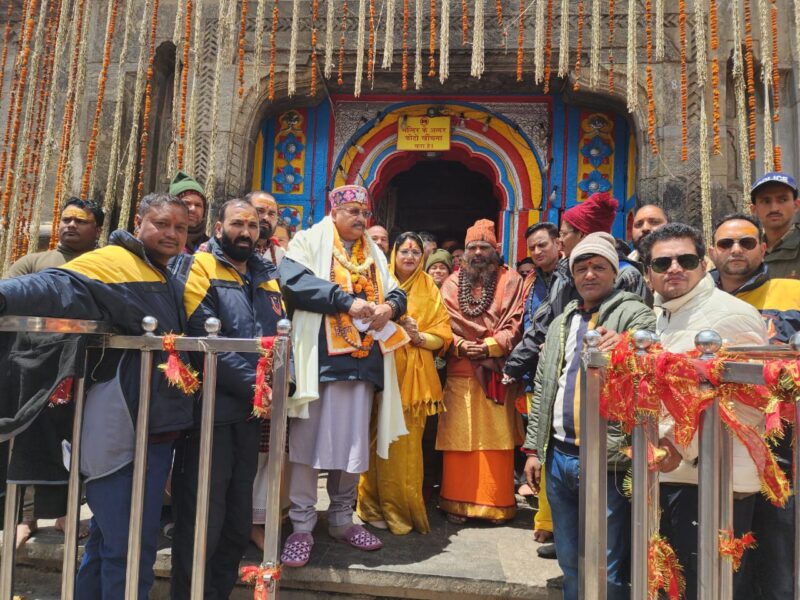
[515,0,524,81]
[608,0,615,92]
[0,0,14,111]
[428,0,436,76]
[744,0,756,160]
[1,0,38,224]
[80,0,120,198]
[645,0,657,154]
[338,0,348,86]
[710,0,721,154]
[367,0,376,81]
[774,144,782,171]
[494,0,504,28]
[573,0,585,91]
[461,0,469,46]
[135,0,161,207]
[402,0,409,90]
[331,237,378,358]
[268,0,279,100]
[50,0,87,248]
[543,0,553,93]
[310,0,319,95]
[176,0,193,169]
[770,1,779,122]
[679,0,687,161]
[238,0,248,97]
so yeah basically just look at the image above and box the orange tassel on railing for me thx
[648,534,685,600]
[240,564,281,600]
[252,336,276,418]
[719,530,757,572]
[159,334,200,394]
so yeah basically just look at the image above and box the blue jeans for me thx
[76,441,174,600]
[546,447,631,600]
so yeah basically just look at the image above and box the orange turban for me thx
[465,219,497,246]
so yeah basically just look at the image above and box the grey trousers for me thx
[287,461,359,533]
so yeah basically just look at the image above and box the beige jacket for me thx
[655,274,768,492]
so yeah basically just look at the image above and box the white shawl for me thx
[284,216,407,458]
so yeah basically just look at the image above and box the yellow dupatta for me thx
[390,248,454,415]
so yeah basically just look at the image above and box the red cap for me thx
[563,192,619,234]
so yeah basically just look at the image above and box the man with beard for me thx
[7,197,103,276]
[170,199,285,599]
[750,172,800,279]
[437,219,524,524]
[368,224,390,258]
[170,171,209,254]
[278,185,408,567]
[629,204,668,261]
[709,213,800,600]
[245,190,285,265]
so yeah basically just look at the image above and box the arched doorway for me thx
[375,160,499,242]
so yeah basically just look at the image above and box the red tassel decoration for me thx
[252,336,276,418]
[240,564,281,600]
[158,334,201,394]
[719,530,757,572]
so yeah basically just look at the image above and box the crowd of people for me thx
[0,169,798,600]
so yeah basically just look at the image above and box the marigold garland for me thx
[645,0,657,154]
[311,0,319,95]
[515,0,524,81]
[338,0,348,86]
[367,0,376,81]
[331,237,377,358]
[461,0,469,46]
[0,0,29,196]
[176,0,193,169]
[710,0,721,155]
[0,0,14,111]
[770,1,780,122]
[402,0,409,90]
[80,0,120,198]
[494,0,504,29]
[679,0,687,162]
[252,336,275,418]
[238,0,248,97]
[573,0,585,90]
[774,144,782,171]
[135,0,161,207]
[608,0,615,92]
[744,0,756,160]
[268,0,279,99]
[428,0,436,77]
[543,0,554,93]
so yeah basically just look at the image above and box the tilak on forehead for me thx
[329,184,370,209]
[62,205,95,222]
[229,204,259,221]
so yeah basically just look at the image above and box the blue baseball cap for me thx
[750,172,798,202]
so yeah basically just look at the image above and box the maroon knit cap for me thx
[563,192,619,234]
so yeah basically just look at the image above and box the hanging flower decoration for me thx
[679,0,688,162]
[515,0,524,81]
[428,0,436,76]
[311,0,319,95]
[238,0,248,97]
[543,0,554,93]
[710,0,721,154]
[252,336,275,418]
[578,170,612,195]
[770,1,780,122]
[461,0,469,46]
[744,0,756,160]
[368,0,376,81]
[276,133,305,161]
[338,0,348,85]
[573,0,585,90]
[274,164,304,193]
[177,0,193,168]
[268,0,279,101]
[608,0,615,92]
[645,0,658,154]
[135,0,161,207]
[580,135,612,167]
[402,0,409,90]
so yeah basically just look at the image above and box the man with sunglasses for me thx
[750,172,800,279]
[709,213,800,600]
[639,223,768,600]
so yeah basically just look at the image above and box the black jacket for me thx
[278,256,407,390]
[171,237,285,426]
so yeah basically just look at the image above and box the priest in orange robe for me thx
[437,219,525,523]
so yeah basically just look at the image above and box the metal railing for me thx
[579,329,800,600]
[0,315,292,600]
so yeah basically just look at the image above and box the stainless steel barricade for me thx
[579,329,607,600]
[0,315,293,600]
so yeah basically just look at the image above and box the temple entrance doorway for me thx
[373,160,500,246]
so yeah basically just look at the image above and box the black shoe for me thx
[537,543,557,559]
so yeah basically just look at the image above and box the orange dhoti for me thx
[436,375,521,522]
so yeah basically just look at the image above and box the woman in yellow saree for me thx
[357,232,453,534]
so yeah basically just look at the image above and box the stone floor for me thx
[5,474,564,599]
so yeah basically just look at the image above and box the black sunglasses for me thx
[650,254,701,274]
[715,236,759,251]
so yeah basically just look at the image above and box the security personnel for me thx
[170,198,284,600]
[0,192,193,600]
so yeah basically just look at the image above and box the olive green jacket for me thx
[765,224,800,280]
[524,290,656,470]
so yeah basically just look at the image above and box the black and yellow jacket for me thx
[0,230,194,480]
[171,237,284,426]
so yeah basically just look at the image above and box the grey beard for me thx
[463,260,498,286]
